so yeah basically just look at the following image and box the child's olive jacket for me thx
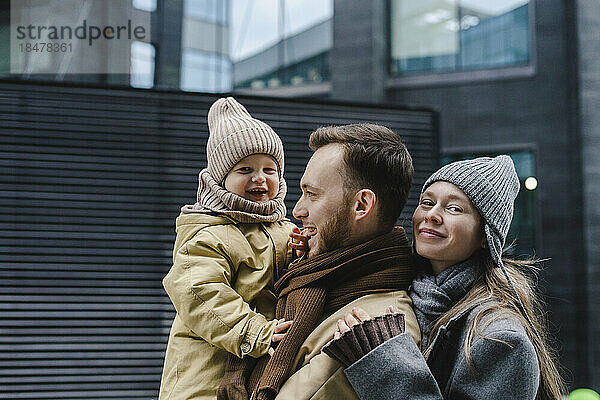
[159,213,295,400]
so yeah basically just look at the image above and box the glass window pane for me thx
[185,0,227,24]
[181,49,232,93]
[391,0,459,74]
[130,41,155,89]
[231,0,332,92]
[390,0,530,75]
[133,0,157,12]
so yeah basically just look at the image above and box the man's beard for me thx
[315,202,352,255]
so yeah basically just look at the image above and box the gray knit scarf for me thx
[410,255,480,349]
[180,168,287,223]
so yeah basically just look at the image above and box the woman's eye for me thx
[420,199,433,206]
[238,167,252,173]
[264,168,276,174]
[448,206,462,213]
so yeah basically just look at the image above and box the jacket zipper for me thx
[259,223,280,282]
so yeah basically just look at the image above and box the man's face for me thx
[293,144,352,258]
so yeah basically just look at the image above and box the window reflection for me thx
[180,0,231,92]
[390,0,530,75]
[1,0,332,93]
[184,0,228,25]
[130,41,155,89]
[181,50,232,92]
[133,0,157,12]
[233,19,330,91]
[231,0,332,96]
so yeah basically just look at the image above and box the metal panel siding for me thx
[0,81,437,399]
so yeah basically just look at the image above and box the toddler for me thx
[159,97,297,400]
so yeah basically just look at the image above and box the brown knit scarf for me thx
[217,227,413,400]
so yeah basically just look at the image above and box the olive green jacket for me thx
[159,213,295,400]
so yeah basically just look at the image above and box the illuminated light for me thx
[524,176,538,191]
[569,388,600,400]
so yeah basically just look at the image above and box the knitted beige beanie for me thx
[182,97,287,223]
[206,97,285,182]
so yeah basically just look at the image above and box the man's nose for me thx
[293,199,307,220]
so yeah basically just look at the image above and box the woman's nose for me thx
[424,207,442,224]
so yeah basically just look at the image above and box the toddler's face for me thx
[224,154,280,202]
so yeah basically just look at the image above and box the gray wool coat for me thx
[344,303,540,400]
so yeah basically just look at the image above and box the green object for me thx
[569,388,600,400]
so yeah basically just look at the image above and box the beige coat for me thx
[275,291,421,400]
[159,213,295,400]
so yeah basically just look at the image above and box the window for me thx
[184,0,228,25]
[180,49,232,92]
[390,0,530,75]
[230,1,332,92]
[234,52,329,90]
[133,0,157,12]
[441,151,536,257]
[130,41,155,89]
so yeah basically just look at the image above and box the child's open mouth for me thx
[246,187,269,200]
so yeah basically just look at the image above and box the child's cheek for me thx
[269,177,280,199]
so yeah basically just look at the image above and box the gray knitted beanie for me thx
[422,155,534,326]
[206,97,284,182]
[422,155,519,269]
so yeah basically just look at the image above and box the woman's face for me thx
[412,181,484,274]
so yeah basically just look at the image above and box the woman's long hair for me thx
[423,251,566,400]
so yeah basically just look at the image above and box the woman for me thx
[322,155,565,399]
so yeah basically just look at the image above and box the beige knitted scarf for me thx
[180,168,287,223]
[217,227,413,400]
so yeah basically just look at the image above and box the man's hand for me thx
[268,318,293,356]
[289,226,309,258]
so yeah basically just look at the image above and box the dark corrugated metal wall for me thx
[0,81,437,399]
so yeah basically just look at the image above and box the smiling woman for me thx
[413,181,484,274]
[324,155,566,400]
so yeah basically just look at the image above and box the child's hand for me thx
[268,318,293,356]
[289,226,309,258]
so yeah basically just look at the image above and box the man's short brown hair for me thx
[309,123,414,230]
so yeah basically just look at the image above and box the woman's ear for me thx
[481,235,488,249]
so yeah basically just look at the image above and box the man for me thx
[219,123,421,400]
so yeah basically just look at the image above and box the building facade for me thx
[0,0,231,92]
